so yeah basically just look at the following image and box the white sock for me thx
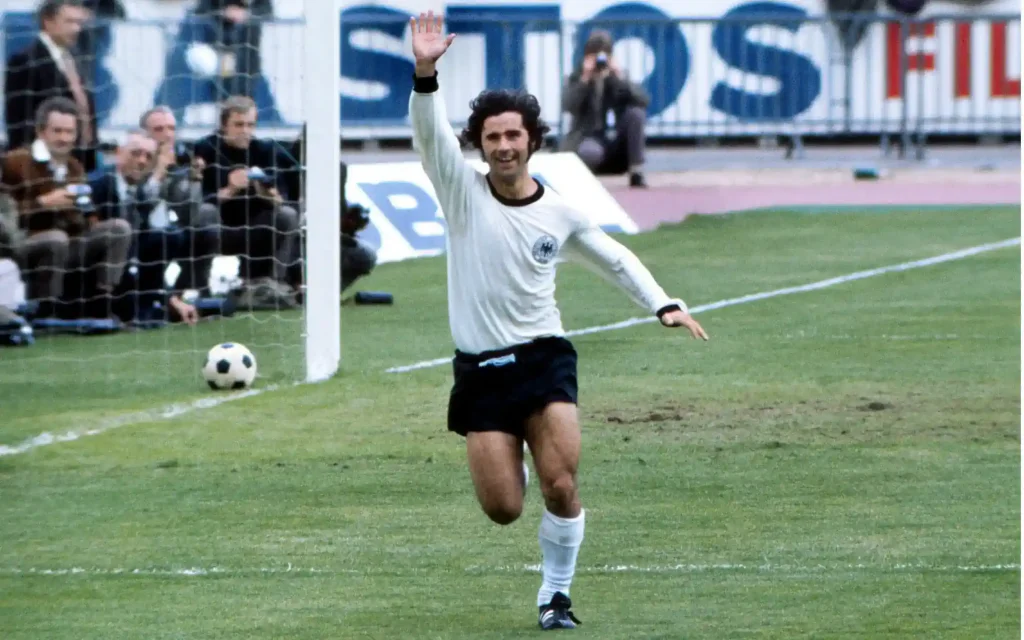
[536,508,585,607]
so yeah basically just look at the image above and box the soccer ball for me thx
[203,342,257,390]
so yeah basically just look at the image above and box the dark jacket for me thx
[149,150,197,226]
[4,37,99,166]
[558,69,649,153]
[88,170,175,232]
[193,133,282,224]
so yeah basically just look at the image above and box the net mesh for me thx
[0,3,314,416]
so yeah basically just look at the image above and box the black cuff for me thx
[413,71,439,93]
[656,303,681,319]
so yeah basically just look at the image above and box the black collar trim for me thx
[487,175,544,207]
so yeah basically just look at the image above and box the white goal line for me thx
[0,385,285,458]
[1,562,1018,578]
[385,237,1022,374]
[0,237,1018,458]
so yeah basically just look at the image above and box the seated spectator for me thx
[193,95,299,309]
[283,124,377,297]
[89,131,200,325]
[139,105,218,293]
[559,30,650,188]
[0,96,130,319]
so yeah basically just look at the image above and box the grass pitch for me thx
[0,207,1020,638]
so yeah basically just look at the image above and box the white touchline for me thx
[0,562,1018,578]
[385,237,1022,374]
[1,237,1019,457]
[469,562,1022,574]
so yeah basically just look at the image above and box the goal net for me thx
[0,0,340,422]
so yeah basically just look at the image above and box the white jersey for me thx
[409,79,686,355]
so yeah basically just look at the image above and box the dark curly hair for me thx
[460,89,551,156]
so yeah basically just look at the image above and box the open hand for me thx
[660,309,709,340]
[410,11,455,66]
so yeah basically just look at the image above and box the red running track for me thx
[608,181,1021,231]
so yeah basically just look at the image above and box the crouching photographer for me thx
[340,200,377,293]
[559,30,651,188]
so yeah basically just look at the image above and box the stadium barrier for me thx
[0,8,1019,148]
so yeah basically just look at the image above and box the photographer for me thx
[0,97,130,319]
[559,29,650,188]
[194,95,299,309]
[339,199,376,294]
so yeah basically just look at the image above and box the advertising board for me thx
[0,0,1018,141]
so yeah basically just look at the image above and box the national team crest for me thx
[532,234,559,264]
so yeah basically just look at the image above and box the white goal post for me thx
[302,0,342,383]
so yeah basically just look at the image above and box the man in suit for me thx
[0,96,130,319]
[89,130,199,324]
[4,0,99,173]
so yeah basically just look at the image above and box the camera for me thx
[342,203,371,234]
[247,167,274,184]
[350,203,370,226]
[595,52,608,70]
[66,184,95,213]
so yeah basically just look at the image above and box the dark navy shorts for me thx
[447,336,578,439]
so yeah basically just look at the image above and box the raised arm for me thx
[565,219,708,340]
[407,12,471,202]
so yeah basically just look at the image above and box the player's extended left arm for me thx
[565,225,687,320]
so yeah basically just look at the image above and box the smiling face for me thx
[480,111,532,183]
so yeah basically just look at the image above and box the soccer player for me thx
[407,11,709,631]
